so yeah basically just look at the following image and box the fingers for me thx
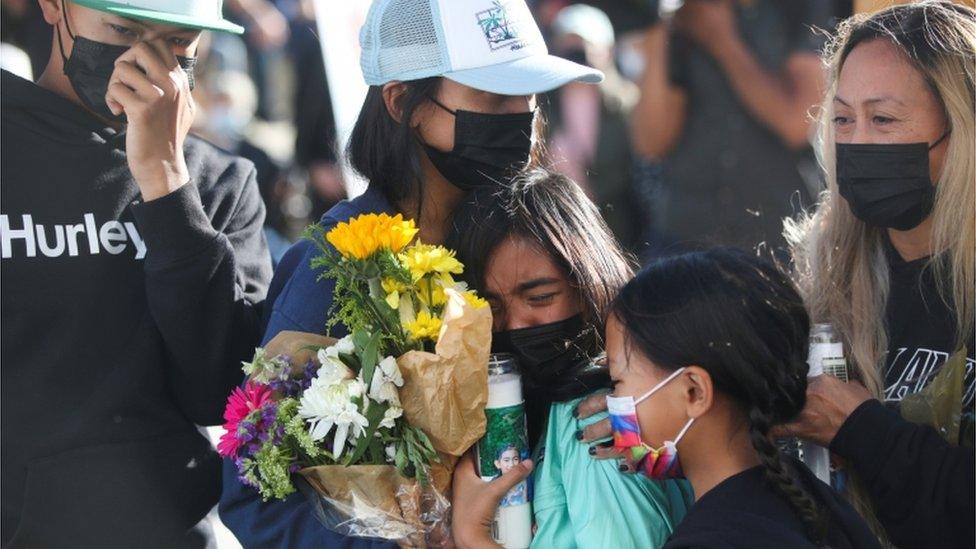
[455,451,478,477]
[588,440,623,460]
[105,81,139,116]
[575,417,612,443]
[573,392,608,420]
[487,459,533,499]
[115,42,168,85]
[112,60,163,98]
[617,456,639,474]
[769,423,794,439]
[114,41,186,94]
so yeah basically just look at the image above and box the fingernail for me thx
[575,430,584,441]
[572,406,580,419]
[619,464,630,473]
[588,446,596,456]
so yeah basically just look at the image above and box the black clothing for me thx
[1,70,271,548]
[655,0,832,253]
[882,238,975,413]
[832,400,975,549]
[664,459,880,549]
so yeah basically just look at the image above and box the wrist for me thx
[137,159,190,202]
[455,525,500,549]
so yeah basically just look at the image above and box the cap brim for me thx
[443,54,603,96]
[71,0,245,34]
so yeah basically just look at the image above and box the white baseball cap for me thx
[360,0,604,96]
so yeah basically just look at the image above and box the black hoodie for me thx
[0,70,271,548]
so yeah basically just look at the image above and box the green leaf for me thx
[344,402,387,466]
[359,331,381,388]
[352,329,371,352]
[395,442,408,472]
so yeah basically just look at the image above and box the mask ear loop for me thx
[671,417,696,445]
[634,367,686,406]
[428,96,456,116]
[929,130,951,150]
[55,0,74,67]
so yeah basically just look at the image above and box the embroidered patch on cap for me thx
[476,1,523,51]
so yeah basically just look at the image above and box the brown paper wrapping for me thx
[397,289,492,458]
[299,464,453,548]
[278,290,491,545]
[263,331,338,373]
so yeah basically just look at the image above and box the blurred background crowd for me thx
[2,0,884,267]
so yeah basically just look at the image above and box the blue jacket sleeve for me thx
[219,232,397,549]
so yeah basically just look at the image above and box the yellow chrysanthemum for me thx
[404,310,443,341]
[398,243,463,282]
[462,290,489,310]
[382,277,408,309]
[326,213,418,260]
[416,277,447,308]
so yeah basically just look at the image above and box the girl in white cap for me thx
[219,1,602,547]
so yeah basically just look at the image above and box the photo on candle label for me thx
[478,403,530,481]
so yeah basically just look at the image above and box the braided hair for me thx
[612,248,828,545]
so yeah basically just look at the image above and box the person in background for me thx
[455,248,881,549]
[195,68,292,264]
[1,0,271,546]
[288,0,347,223]
[631,0,830,255]
[543,4,644,252]
[448,169,691,549]
[783,3,975,547]
[218,1,603,546]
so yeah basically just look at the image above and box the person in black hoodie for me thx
[0,1,270,547]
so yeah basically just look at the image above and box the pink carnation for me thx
[217,382,273,457]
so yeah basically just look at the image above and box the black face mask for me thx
[491,314,598,392]
[836,133,948,231]
[56,5,196,123]
[421,97,534,191]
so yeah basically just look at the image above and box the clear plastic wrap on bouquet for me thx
[299,463,453,548]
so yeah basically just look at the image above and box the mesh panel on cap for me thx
[362,0,447,84]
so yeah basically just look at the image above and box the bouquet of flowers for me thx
[218,213,492,546]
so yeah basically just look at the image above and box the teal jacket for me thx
[531,397,693,549]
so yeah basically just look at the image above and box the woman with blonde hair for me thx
[783,2,975,547]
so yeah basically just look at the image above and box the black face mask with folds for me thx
[56,7,196,124]
[836,132,948,231]
[492,314,605,397]
[421,97,534,191]
[492,314,608,447]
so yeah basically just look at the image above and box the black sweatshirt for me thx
[832,400,975,549]
[0,70,271,548]
[664,458,881,549]
[828,238,976,549]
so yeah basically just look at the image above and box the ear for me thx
[38,0,63,25]
[381,81,408,124]
[682,366,714,419]
[37,0,64,25]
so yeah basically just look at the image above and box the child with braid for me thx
[604,248,880,548]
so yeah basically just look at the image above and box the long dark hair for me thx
[448,169,635,435]
[612,248,828,545]
[450,168,635,332]
[347,78,442,209]
[347,80,550,221]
